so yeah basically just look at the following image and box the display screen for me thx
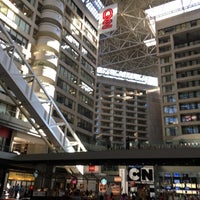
[166,186,171,190]
[174,179,180,183]
[173,172,180,177]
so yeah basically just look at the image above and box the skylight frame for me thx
[81,0,104,20]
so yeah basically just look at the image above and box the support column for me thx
[0,169,7,197]
[34,164,54,191]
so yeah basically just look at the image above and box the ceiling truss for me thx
[98,0,174,77]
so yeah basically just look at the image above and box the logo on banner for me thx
[98,3,118,34]
[102,8,113,30]
[128,166,154,184]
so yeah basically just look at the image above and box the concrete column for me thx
[34,164,54,191]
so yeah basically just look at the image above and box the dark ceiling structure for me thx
[96,0,174,77]
[1,147,200,167]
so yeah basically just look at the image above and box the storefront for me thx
[4,171,35,198]
[128,165,155,199]
[156,166,200,199]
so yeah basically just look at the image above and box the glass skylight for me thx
[81,0,104,20]
[145,0,200,33]
[146,0,200,21]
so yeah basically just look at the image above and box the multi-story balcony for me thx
[41,10,63,28]
[43,0,64,14]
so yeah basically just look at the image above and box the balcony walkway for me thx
[1,145,200,168]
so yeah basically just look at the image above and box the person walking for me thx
[14,184,20,198]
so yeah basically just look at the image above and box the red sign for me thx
[89,165,95,172]
[102,8,113,30]
[98,3,118,34]
[0,126,10,138]
[71,177,77,184]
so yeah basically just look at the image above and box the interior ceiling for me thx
[98,0,174,77]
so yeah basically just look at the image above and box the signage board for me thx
[128,166,154,184]
[98,3,118,34]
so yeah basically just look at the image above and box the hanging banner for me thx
[98,3,118,34]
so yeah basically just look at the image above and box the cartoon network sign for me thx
[128,166,154,184]
[98,3,118,34]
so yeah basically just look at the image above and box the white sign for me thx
[119,167,127,194]
[128,166,154,184]
[98,3,118,34]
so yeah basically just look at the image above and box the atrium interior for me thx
[0,0,200,199]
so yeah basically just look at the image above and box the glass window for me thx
[78,104,93,119]
[81,69,95,86]
[164,26,175,33]
[16,34,23,45]
[60,52,79,72]
[79,92,94,108]
[58,65,78,84]
[82,46,96,64]
[180,103,199,110]
[182,126,200,134]
[162,84,174,93]
[0,2,8,15]
[161,65,172,73]
[81,58,95,75]
[83,36,97,54]
[160,56,171,64]
[85,17,97,35]
[163,94,176,103]
[165,116,178,125]
[56,92,74,109]
[14,15,20,25]
[7,27,28,48]
[181,114,199,122]
[158,36,170,44]
[162,74,173,83]
[163,105,177,114]
[79,80,94,95]
[24,23,30,34]
[64,30,80,49]
[7,9,14,20]
[77,118,92,132]
[165,127,178,136]
[57,78,76,96]
[61,40,79,60]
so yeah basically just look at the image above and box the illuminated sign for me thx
[128,166,154,184]
[89,165,95,172]
[114,176,121,182]
[8,171,35,181]
[101,178,107,185]
[98,3,118,34]
[84,165,101,173]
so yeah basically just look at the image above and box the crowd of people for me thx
[1,183,33,199]
[159,193,200,200]
[1,184,200,200]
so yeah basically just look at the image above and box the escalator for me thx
[0,23,87,153]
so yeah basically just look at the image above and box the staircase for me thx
[0,23,86,153]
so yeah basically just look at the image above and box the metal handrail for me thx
[0,23,86,153]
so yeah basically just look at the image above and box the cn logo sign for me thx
[102,8,113,30]
[128,166,154,183]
